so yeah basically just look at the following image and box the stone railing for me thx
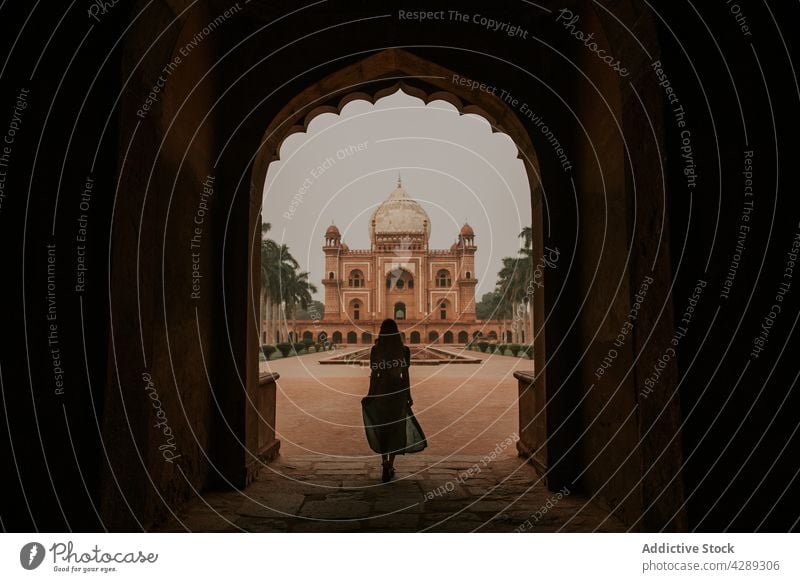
[343,249,373,254]
[513,370,548,479]
[246,372,281,484]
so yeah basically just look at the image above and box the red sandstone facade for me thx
[293,180,513,345]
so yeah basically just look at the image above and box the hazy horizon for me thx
[261,89,533,300]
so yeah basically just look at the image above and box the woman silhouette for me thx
[361,318,427,482]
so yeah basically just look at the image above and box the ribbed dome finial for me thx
[369,179,431,242]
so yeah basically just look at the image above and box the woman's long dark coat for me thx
[361,344,427,455]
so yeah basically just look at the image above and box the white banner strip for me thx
[2,533,797,581]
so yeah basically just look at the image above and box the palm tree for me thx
[260,223,299,344]
[259,223,274,343]
[517,227,534,343]
[497,256,525,342]
[281,269,318,342]
[519,226,533,255]
[494,227,535,343]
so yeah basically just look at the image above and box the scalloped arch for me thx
[251,48,541,194]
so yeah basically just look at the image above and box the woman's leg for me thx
[388,453,396,468]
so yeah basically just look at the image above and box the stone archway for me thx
[393,302,407,320]
[99,2,686,532]
[241,43,682,529]
[248,47,548,476]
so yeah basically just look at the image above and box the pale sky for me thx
[262,89,532,300]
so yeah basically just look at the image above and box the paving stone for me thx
[467,499,516,513]
[313,462,368,470]
[341,480,378,490]
[467,486,491,496]
[493,511,535,523]
[428,462,480,471]
[422,511,482,522]
[422,500,473,513]
[325,491,367,502]
[390,472,425,480]
[420,481,471,499]
[424,520,486,532]
[300,500,372,519]
[272,461,313,470]
[373,498,425,513]
[315,468,371,475]
[458,477,496,486]
[162,452,627,533]
[237,493,305,517]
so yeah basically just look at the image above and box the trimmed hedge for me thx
[509,344,522,357]
[276,342,293,357]
[260,345,277,357]
[477,341,488,353]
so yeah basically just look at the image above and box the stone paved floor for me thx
[261,347,528,458]
[160,454,627,532]
[161,349,626,532]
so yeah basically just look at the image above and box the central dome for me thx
[369,179,431,241]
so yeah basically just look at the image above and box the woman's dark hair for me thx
[377,318,403,350]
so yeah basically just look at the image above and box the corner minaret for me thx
[322,223,342,318]
[458,222,477,317]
